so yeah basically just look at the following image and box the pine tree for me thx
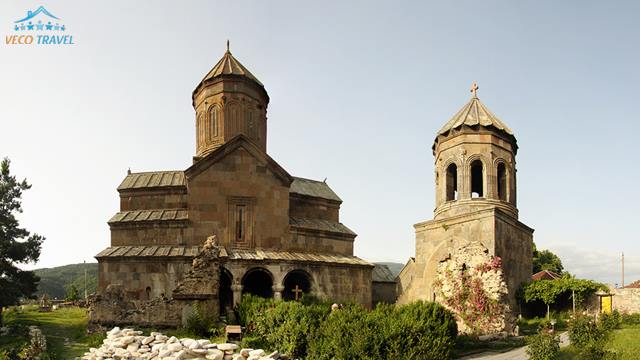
[0,157,44,326]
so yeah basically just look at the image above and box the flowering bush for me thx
[434,243,509,335]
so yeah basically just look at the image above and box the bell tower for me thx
[396,84,533,332]
[433,83,518,220]
[192,41,269,160]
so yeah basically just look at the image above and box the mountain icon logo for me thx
[15,6,60,23]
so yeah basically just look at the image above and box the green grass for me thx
[0,305,103,359]
[558,324,640,360]
[453,335,526,358]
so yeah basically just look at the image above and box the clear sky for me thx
[1,1,638,285]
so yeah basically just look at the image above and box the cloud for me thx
[551,244,639,286]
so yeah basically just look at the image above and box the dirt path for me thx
[459,332,569,360]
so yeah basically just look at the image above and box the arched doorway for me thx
[219,267,233,315]
[283,270,312,301]
[242,268,273,298]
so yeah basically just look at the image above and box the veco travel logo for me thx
[5,6,75,45]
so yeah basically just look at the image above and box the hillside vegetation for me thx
[33,263,98,300]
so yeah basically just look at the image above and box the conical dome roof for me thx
[437,95,513,136]
[199,42,263,87]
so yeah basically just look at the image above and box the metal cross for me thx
[292,285,303,301]
[470,83,479,97]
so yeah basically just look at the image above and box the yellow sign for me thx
[601,295,612,314]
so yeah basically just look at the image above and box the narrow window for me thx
[497,163,507,201]
[145,286,151,300]
[470,160,484,198]
[236,205,246,242]
[445,163,458,201]
[210,106,218,137]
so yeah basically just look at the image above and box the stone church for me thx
[91,45,373,326]
[396,85,533,330]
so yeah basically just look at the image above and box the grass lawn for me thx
[559,324,640,360]
[0,306,103,359]
[0,306,225,359]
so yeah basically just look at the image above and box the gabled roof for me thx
[185,134,293,186]
[108,209,188,224]
[372,264,397,283]
[200,47,263,87]
[289,217,355,237]
[290,177,342,202]
[623,280,640,289]
[437,95,514,138]
[532,270,562,281]
[117,171,185,191]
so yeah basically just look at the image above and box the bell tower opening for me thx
[445,163,458,201]
[497,163,507,201]
[470,160,484,198]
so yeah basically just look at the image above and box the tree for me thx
[65,284,80,302]
[532,242,564,274]
[0,157,44,326]
[522,275,605,318]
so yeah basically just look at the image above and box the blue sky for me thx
[1,1,638,285]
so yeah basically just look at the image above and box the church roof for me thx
[290,217,355,236]
[117,171,185,191]
[290,177,342,202]
[200,45,263,87]
[96,245,372,266]
[437,95,514,137]
[372,264,396,283]
[108,209,188,224]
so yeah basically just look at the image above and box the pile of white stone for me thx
[81,327,285,360]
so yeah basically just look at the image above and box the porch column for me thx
[231,284,243,306]
[273,285,284,301]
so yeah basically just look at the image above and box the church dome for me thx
[434,84,517,153]
[199,42,263,87]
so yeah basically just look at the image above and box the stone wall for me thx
[119,189,188,212]
[187,145,290,248]
[110,224,190,247]
[611,287,640,313]
[288,229,354,255]
[98,259,193,301]
[372,281,397,306]
[289,195,339,222]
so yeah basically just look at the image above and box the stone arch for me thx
[225,101,241,134]
[241,267,274,298]
[466,155,487,198]
[208,104,220,139]
[282,269,313,301]
[219,267,233,315]
[494,159,509,202]
[443,160,459,201]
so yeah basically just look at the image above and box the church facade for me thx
[91,46,372,326]
[396,86,533,332]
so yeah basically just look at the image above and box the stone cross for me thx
[292,285,303,300]
[470,83,479,97]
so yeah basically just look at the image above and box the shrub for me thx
[599,310,621,332]
[621,312,640,325]
[577,341,617,360]
[184,301,216,338]
[526,330,560,360]
[569,314,603,347]
[307,301,457,360]
[235,294,274,328]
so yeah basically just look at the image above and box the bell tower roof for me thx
[434,84,517,153]
[199,41,264,87]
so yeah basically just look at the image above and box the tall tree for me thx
[0,157,44,326]
[532,242,564,274]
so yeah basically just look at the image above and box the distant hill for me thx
[33,263,98,300]
[375,262,405,277]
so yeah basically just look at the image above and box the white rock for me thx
[240,348,253,357]
[206,349,224,360]
[168,343,183,351]
[168,336,179,344]
[249,349,266,357]
[142,335,155,345]
[217,343,238,351]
